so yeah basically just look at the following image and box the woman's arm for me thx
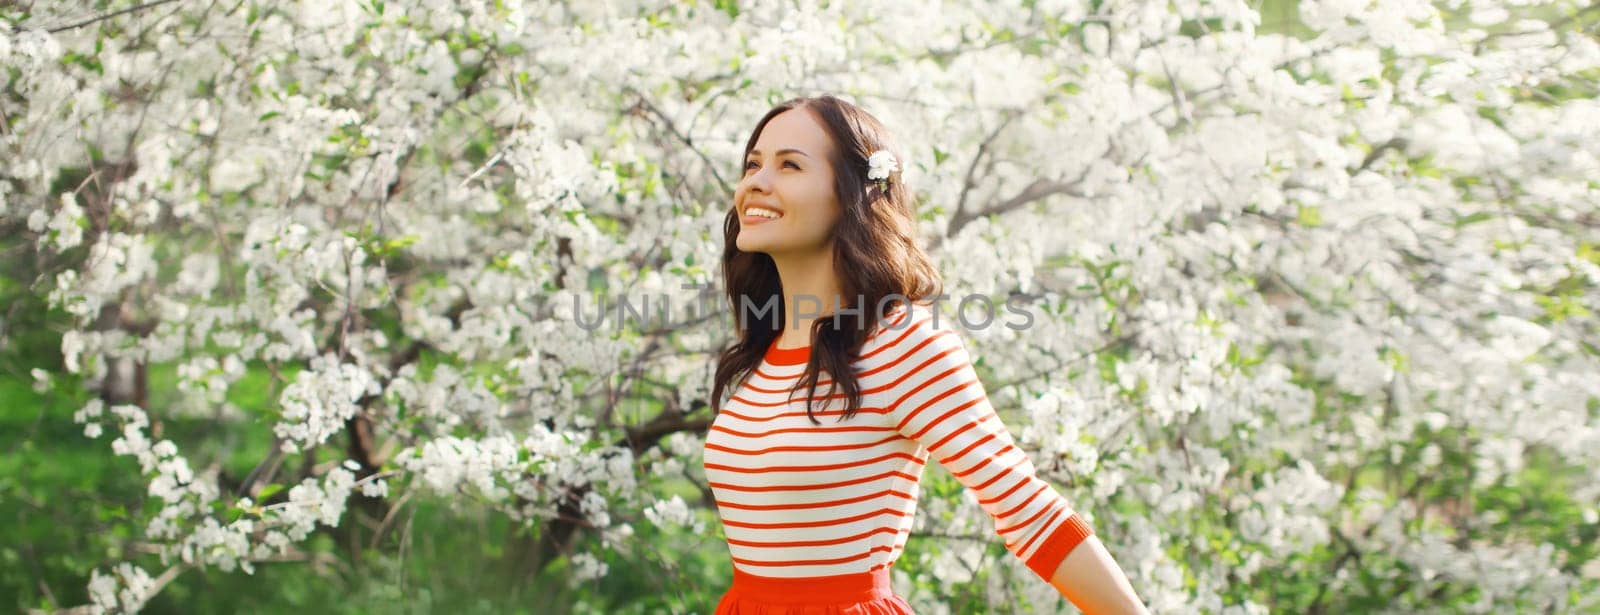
[879,304,1150,611]
[1050,535,1151,615]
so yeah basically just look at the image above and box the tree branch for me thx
[19,0,184,34]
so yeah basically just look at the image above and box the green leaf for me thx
[1295,204,1322,227]
[256,483,285,500]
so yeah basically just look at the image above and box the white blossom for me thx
[867,150,899,181]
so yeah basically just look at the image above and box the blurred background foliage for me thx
[4,0,1598,613]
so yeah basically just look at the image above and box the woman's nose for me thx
[743,167,773,193]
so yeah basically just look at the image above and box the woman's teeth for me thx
[748,208,781,219]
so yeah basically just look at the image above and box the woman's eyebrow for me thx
[747,148,810,159]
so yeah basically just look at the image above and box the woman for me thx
[704,95,1150,614]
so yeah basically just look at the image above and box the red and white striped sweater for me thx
[703,301,1095,581]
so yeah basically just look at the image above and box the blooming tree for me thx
[3,0,1598,613]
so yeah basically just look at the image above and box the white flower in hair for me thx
[866,150,898,182]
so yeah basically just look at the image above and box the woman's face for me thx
[734,108,842,256]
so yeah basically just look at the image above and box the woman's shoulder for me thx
[861,299,963,355]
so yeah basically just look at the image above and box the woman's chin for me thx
[736,233,778,254]
[737,240,770,254]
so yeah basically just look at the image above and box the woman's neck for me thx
[770,249,842,348]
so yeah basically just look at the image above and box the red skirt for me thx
[713,566,915,614]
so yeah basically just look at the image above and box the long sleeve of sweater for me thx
[880,311,1095,581]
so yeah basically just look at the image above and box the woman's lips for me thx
[742,211,781,225]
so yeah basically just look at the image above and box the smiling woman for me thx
[733,112,844,258]
[716,95,937,428]
[706,95,1150,614]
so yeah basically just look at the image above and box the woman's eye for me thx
[744,160,800,171]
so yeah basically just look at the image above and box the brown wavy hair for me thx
[710,95,943,424]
